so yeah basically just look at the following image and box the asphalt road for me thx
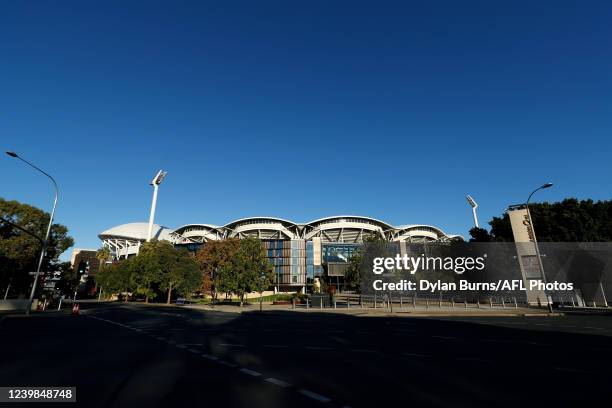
[1,302,612,407]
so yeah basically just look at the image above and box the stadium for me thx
[99,216,461,292]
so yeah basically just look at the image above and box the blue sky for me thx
[1,1,611,257]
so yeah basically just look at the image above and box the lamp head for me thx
[150,170,167,186]
[6,151,18,158]
[541,182,553,189]
[466,195,478,208]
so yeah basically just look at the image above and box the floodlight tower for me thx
[466,195,479,228]
[147,170,167,242]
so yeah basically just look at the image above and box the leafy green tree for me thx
[0,198,73,296]
[129,246,160,303]
[96,247,112,273]
[232,237,273,306]
[344,249,363,292]
[485,198,612,242]
[134,240,200,304]
[95,259,133,301]
[345,232,388,294]
[469,227,492,242]
[195,238,240,301]
[160,246,201,304]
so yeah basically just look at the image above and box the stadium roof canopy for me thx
[98,222,173,259]
[99,217,462,259]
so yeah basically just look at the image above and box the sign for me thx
[508,205,536,245]
[507,205,547,304]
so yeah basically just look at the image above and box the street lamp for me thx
[6,151,59,315]
[147,170,167,242]
[526,182,553,312]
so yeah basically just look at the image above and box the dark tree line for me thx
[470,198,612,242]
[96,236,274,305]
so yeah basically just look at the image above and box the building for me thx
[70,248,101,277]
[99,216,461,292]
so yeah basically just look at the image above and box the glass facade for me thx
[322,243,360,263]
[262,239,306,286]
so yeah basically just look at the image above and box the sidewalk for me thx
[185,302,561,317]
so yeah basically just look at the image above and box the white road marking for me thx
[402,353,430,358]
[330,336,349,344]
[219,343,245,347]
[201,354,218,361]
[218,360,238,368]
[554,367,596,374]
[187,348,199,353]
[265,377,291,387]
[240,368,262,377]
[457,357,493,364]
[525,341,551,346]
[299,389,331,403]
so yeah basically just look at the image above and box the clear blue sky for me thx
[1,1,611,258]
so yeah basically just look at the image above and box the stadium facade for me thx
[99,216,461,291]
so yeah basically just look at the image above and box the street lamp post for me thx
[526,182,553,312]
[6,151,59,315]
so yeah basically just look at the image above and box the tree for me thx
[469,227,492,242]
[485,198,612,242]
[345,232,388,294]
[95,259,133,301]
[97,240,202,304]
[137,241,200,304]
[232,237,273,306]
[96,247,112,273]
[55,261,79,297]
[161,246,200,304]
[344,249,363,292]
[0,198,73,296]
[195,239,240,302]
[129,246,160,303]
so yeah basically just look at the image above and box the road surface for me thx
[1,302,611,407]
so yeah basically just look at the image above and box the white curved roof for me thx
[99,217,460,245]
[223,217,298,228]
[394,224,446,234]
[173,223,220,233]
[304,215,393,229]
[98,222,174,241]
